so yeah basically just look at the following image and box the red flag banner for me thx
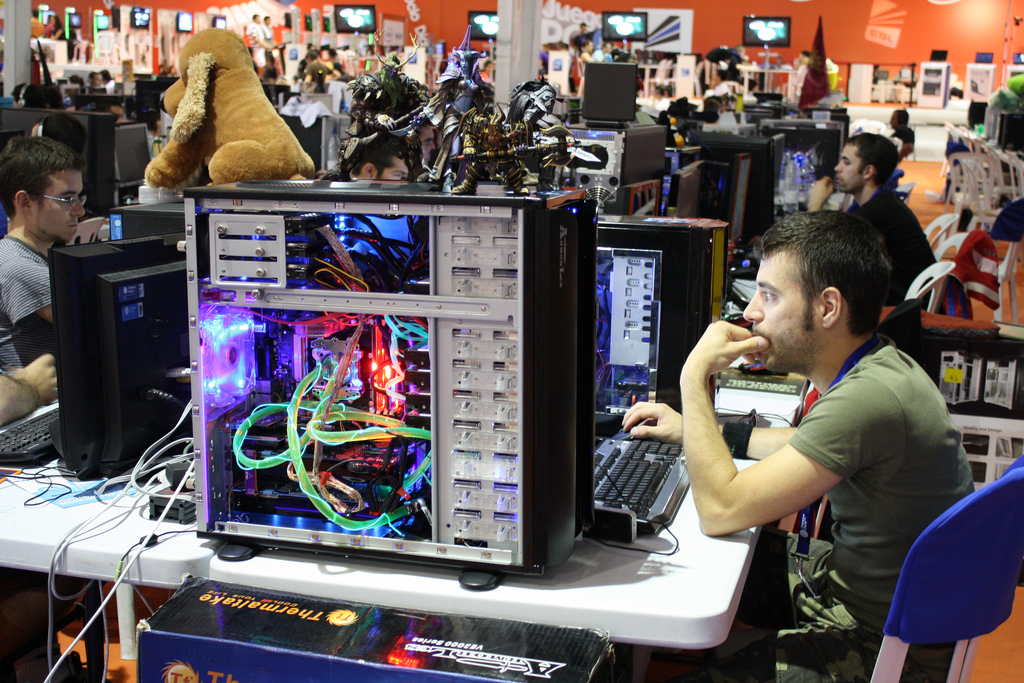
[800,17,830,109]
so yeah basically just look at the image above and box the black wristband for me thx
[722,421,754,459]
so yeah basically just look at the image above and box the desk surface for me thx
[0,464,217,589]
[0,462,759,649]
[208,482,760,649]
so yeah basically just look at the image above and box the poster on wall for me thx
[381,15,406,48]
[636,9,693,54]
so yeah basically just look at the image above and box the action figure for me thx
[424,26,493,190]
[323,35,428,182]
[451,82,597,195]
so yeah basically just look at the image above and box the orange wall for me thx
[33,0,1024,83]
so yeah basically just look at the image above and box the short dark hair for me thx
[754,211,891,336]
[37,113,88,154]
[846,133,899,188]
[356,138,403,177]
[0,137,87,219]
[892,109,909,126]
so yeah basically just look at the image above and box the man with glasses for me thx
[0,137,86,368]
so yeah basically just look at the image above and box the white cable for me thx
[43,458,195,683]
[44,401,193,672]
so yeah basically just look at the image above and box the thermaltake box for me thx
[138,577,613,683]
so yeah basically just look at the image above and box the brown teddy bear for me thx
[144,28,315,190]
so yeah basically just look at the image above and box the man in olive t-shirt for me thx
[624,211,974,682]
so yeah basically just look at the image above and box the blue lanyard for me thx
[796,335,879,558]
[846,188,882,214]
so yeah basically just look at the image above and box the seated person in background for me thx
[0,137,86,367]
[625,211,974,683]
[349,138,409,181]
[1,114,88,237]
[807,133,935,305]
[890,109,915,161]
[302,57,342,93]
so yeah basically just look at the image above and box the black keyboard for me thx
[0,409,58,461]
[594,436,689,533]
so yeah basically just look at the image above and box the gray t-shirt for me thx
[789,337,974,632]
[0,237,54,367]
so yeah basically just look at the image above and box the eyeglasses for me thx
[37,193,87,210]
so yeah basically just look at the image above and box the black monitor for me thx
[67,12,83,29]
[0,130,24,153]
[130,6,151,29]
[742,16,791,48]
[1014,53,1024,65]
[72,93,122,112]
[114,123,150,189]
[212,15,227,30]
[176,12,193,33]
[334,5,376,32]
[582,62,638,127]
[131,76,177,121]
[0,107,119,216]
[49,236,190,479]
[930,49,948,62]
[601,12,648,42]
[304,14,313,32]
[975,52,994,64]
[761,124,843,181]
[692,130,783,243]
[594,215,726,435]
[468,11,499,41]
[323,14,331,32]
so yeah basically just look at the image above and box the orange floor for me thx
[59,161,1024,682]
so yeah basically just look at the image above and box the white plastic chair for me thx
[93,31,122,66]
[934,232,967,262]
[925,214,961,257]
[894,181,916,203]
[904,261,955,314]
[993,239,1021,324]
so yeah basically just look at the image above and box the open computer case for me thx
[185,182,597,574]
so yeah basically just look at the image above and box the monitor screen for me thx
[334,5,376,33]
[1015,53,1024,65]
[95,14,110,30]
[930,49,948,62]
[975,52,994,64]
[68,12,83,29]
[130,7,151,29]
[304,14,313,32]
[212,15,227,29]
[114,123,150,186]
[50,236,190,479]
[742,16,791,48]
[323,14,331,32]
[601,12,648,42]
[875,70,890,81]
[468,12,499,41]
[176,12,193,33]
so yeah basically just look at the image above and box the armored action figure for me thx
[322,35,428,182]
[424,26,493,190]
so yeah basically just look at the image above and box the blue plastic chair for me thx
[870,456,1024,683]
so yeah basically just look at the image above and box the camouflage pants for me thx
[668,528,949,683]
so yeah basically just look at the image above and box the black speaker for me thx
[111,8,120,30]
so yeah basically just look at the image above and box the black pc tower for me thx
[186,182,598,574]
[594,215,727,436]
